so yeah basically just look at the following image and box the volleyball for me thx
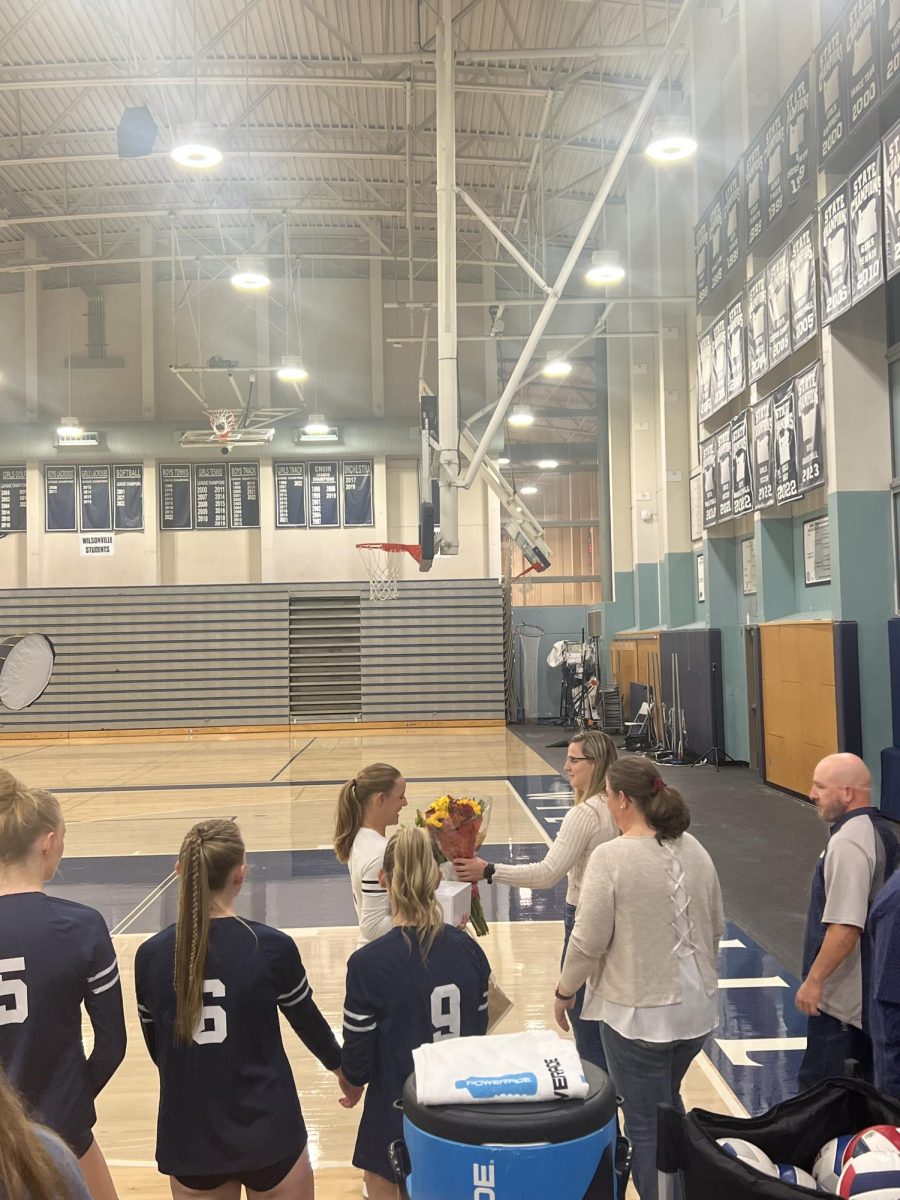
[813,1135,855,1192]
[838,1151,900,1198]
[777,1163,818,1188]
[847,1128,900,1162]
[715,1137,779,1177]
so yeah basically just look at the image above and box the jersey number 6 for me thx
[193,978,227,1044]
[0,957,28,1026]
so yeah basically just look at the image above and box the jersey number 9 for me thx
[193,979,227,1044]
[430,983,461,1041]
[0,957,27,1026]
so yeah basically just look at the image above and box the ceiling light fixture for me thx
[537,459,559,470]
[276,356,309,383]
[497,456,511,466]
[56,415,83,438]
[542,351,573,379]
[585,250,626,286]
[303,413,330,436]
[645,114,697,163]
[170,122,223,169]
[508,405,535,428]
[520,485,539,496]
[231,257,271,291]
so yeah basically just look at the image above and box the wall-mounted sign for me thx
[0,467,26,533]
[820,182,852,323]
[113,465,143,531]
[766,243,791,368]
[309,462,340,528]
[790,220,818,348]
[274,463,307,528]
[44,466,77,532]
[342,460,374,527]
[751,394,776,510]
[786,65,812,202]
[193,464,229,530]
[228,462,260,529]
[159,464,192,530]
[747,269,769,382]
[849,146,884,301]
[804,515,832,584]
[731,410,754,517]
[818,15,848,164]
[78,465,112,532]
[726,295,746,400]
[796,362,826,494]
[773,380,800,505]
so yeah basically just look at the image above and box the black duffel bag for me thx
[656,1078,900,1199]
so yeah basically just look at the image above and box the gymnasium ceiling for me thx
[0,0,690,449]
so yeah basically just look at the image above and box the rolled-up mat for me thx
[0,634,55,710]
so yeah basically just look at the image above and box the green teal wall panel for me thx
[636,561,660,629]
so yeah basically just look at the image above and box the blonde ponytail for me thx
[174,819,244,1043]
[0,1067,72,1200]
[0,770,61,865]
[382,826,444,960]
[333,762,401,863]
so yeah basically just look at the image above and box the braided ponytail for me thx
[173,819,244,1043]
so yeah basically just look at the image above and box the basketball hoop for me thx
[208,409,238,441]
[356,542,422,601]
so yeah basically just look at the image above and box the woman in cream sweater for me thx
[555,757,723,1200]
[454,730,617,1069]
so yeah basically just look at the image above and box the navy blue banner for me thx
[309,462,340,528]
[78,465,112,532]
[193,464,228,529]
[0,466,26,532]
[45,466,77,532]
[274,463,307,527]
[114,465,144,531]
[342,460,374,527]
[228,462,260,528]
[159,465,192,530]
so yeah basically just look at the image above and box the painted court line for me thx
[47,774,512,795]
[717,976,788,989]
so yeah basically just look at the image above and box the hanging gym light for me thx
[542,351,573,379]
[508,406,535,428]
[277,356,309,383]
[231,257,271,291]
[585,250,626,285]
[170,122,223,169]
[645,114,697,162]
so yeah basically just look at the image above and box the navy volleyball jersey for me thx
[135,917,341,1176]
[0,892,126,1151]
[341,926,491,1179]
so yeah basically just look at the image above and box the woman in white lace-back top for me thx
[454,731,617,1070]
[555,757,723,1200]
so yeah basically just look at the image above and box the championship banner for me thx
[731,410,754,516]
[786,65,812,203]
[751,394,776,510]
[712,311,727,413]
[773,380,800,505]
[790,219,818,348]
[850,146,884,302]
[745,135,765,247]
[726,294,746,401]
[716,424,734,521]
[708,195,725,294]
[885,118,900,278]
[701,435,718,528]
[767,243,791,368]
[818,15,848,164]
[881,0,900,94]
[747,269,769,383]
[724,167,741,277]
[764,103,787,226]
[796,362,826,494]
[695,217,709,306]
[847,0,879,131]
[820,182,852,323]
[697,328,714,423]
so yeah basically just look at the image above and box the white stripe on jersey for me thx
[91,972,121,995]
[137,1002,151,1014]
[87,958,118,984]
[279,981,311,1007]
[343,1019,376,1032]
[343,1007,376,1031]
[478,1001,489,1010]
[277,977,309,1003]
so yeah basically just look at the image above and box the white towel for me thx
[412,1030,588,1106]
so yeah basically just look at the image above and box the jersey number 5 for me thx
[430,983,461,1041]
[0,957,28,1026]
[193,979,227,1044]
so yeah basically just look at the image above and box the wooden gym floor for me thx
[1,730,746,1200]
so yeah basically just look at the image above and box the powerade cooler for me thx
[395,1063,621,1200]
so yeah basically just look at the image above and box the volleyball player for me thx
[0,769,125,1200]
[341,826,491,1200]
[334,763,407,945]
[135,818,361,1200]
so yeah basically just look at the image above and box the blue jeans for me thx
[562,903,608,1072]
[798,1011,872,1092]
[600,1022,708,1200]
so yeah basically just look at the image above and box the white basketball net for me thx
[357,543,408,601]
[208,409,238,441]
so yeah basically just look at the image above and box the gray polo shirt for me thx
[813,814,886,1027]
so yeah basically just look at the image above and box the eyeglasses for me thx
[565,755,591,763]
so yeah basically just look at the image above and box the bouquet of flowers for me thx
[418,795,492,937]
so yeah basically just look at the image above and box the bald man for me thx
[796,754,899,1090]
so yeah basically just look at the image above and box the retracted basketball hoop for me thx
[356,542,422,601]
